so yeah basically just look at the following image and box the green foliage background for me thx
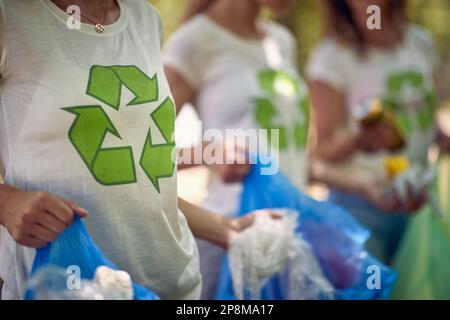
[149,0,450,99]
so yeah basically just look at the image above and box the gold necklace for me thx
[83,16,107,34]
[65,0,108,33]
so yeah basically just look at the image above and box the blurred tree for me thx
[149,0,185,39]
[149,0,450,99]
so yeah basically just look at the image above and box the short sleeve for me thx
[163,18,205,90]
[408,25,440,72]
[287,32,299,69]
[266,21,299,68]
[142,2,164,50]
[153,5,164,48]
[0,0,6,78]
[305,39,350,90]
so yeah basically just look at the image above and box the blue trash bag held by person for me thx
[215,161,397,300]
[24,216,159,300]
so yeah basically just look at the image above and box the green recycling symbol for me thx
[254,69,309,150]
[384,70,436,134]
[63,65,175,192]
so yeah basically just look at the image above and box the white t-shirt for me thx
[164,15,309,215]
[306,25,438,167]
[0,0,200,300]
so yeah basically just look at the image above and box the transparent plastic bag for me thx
[391,164,443,217]
[25,216,159,300]
[216,161,397,300]
[391,156,450,299]
[27,266,105,300]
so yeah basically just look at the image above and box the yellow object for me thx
[384,156,410,179]
[354,98,383,125]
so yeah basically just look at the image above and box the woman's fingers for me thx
[400,191,427,213]
[64,200,89,218]
[250,209,282,219]
[41,194,74,226]
[220,163,252,183]
[366,184,401,212]
[213,139,253,183]
[359,121,401,152]
[20,234,47,248]
[379,196,398,212]
[233,163,252,177]
[35,212,68,234]
[233,209,278,232]
[29,223,59,242]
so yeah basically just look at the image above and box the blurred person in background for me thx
[306,0,441,264]
[164,0,309,299]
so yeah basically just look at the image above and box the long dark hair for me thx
[322,0,407,51]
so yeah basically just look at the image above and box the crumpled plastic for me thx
[24,216,159,300]
[229,210,334,300]
[391,164,443,217]
[27,266,134,300]
[93,266,134,300]
[216,160,397,300]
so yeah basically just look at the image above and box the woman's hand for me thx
[0,189,88,248]
[178,198,280,250]
[208,141,252,183]
[230,209,281,233]
[357,120,403,153]
[363,179,426,213]
[400,191,427,213]
[225,210,282,249]
[363,180,398,212]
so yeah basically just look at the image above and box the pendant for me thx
[95,23,105,34]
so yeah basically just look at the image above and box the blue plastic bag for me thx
[216,162,397,300]
[25,216,159,300]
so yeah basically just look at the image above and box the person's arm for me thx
[311,159,425,213]
[165,65,206,169]
[165,65,208,171]
[166,66,252,181]
[0,184,88,247]
[308,81,424,213]
[165,65,203,170]
[309,80,392,161]
[309,80,360,162]
[165,66,195,115]
[178,197,275,249]
[306,40,363,162]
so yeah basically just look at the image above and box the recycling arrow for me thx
[255,97,288,150]
[387,71,424,93]
[384,70,436,134]
[140,97,176,193]
[63,105,136,185]
[64,65,175,192]
[87,65,158,110]
[255,69,308,150]
[293,96,309,148]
